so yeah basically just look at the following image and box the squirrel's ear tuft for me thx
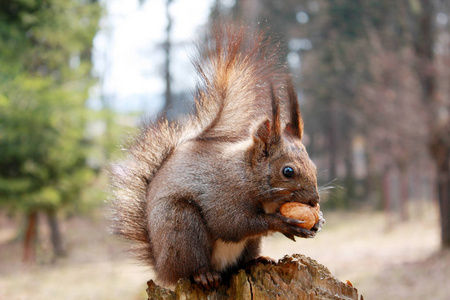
[270,83,282,142]
[285,121,304,139]
[285,77,303,140]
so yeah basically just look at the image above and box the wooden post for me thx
[147,254,362,299]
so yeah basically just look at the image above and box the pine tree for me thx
[0,0,101,261]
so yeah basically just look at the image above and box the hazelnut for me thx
[279,202,320,230]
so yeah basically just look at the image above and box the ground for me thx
[0,201,448,300]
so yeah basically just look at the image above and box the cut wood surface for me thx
[147,254,362,300]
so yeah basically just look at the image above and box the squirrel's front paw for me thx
[192,268,221,290]
[243,256,275,269]
[311,211,326,233]
[266,213,316,240]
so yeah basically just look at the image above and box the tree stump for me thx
[146,254,362,299]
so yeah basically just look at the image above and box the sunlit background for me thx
[90,0,215,113]
[1,0,449,299]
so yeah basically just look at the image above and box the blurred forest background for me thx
[1,0,449,299]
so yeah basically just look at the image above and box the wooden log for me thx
[146,254,362,300]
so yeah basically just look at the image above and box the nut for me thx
[279,202,320,230]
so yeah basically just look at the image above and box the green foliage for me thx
[0,0,101,213]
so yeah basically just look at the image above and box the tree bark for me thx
[23,211,38,264]
[163,0,173,116]
[147,254,362,300]
[410,0,450,248]
[328,99,338,182]
[382,168,392,214]
[431,127,450,247]
[343,126,355,206]
[399,167,409,222]
[46,208,67,257]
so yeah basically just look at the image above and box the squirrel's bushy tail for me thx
[110,120,182,263]
[192,22,285,141]
[110,22,287,264]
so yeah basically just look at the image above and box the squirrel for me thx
[110,22,325,289]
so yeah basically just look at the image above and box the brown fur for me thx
[110,22,323,288]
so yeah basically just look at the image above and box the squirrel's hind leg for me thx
[148,199,217,286]
[240,237,275,270]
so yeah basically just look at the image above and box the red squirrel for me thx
[110,23,325,289]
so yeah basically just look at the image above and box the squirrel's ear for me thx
[252,119,271,160]
[254,119,270,144]
[285,77,303,140]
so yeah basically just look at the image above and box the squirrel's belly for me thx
[211,239,247,271]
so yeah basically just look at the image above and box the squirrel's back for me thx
[110,22,287,265]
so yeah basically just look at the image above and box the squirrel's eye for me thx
[282,166,295,178]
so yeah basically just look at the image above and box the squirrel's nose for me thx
[296,189,320,206]
[307,190,320,206]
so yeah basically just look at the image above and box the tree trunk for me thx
[399,167,409,222]
[343,127,355,206]
[382,168,391,214]
[382,168,394,228]
[23,211,38,264]
[46,208,67,257]
[147,254,362,300]
[437,158,450,247]
[410,0,450,249]
[431,129,450,247]
[163,0,173,116]
[328,99,338,182]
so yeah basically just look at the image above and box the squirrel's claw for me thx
[243,256,276,271]
[311,211,326,233]
[266,213,316,239]
[282,232,296,241]
[193,268,221,290]
[284,217,306,226]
